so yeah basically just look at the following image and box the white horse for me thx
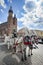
[4,34,14,49]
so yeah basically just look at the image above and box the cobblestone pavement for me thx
[0,44,43,65]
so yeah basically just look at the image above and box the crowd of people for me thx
[4,34,38,61]
[12,35,38,61]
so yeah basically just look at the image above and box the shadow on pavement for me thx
[2,53,32,65]
[0,45,12,53]
[0,45,32,65]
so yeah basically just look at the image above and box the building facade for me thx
[18,27,43,38]
[35,30,43,38]
[0,7,17,36]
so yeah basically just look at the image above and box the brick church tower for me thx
[0,6,17,36]
[7,6,17,36]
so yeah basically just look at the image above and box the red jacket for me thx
[24,42,32,45]
[23,37,32,45]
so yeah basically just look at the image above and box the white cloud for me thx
[24,0,43,17]
[13,13,14,17]
[17,26,24,31]
[1,9,4,13]
[0,21,2,24]
[0,0,6,8]
[16,10,20,17]
[18,0,43,30]
[35,2,43,18]
[8,0,12,3]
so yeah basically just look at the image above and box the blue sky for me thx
[0,0,43,31]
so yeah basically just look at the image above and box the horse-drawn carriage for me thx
[4,33,33,61]
[12,35,33,61]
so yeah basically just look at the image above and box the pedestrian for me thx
[21,36,28,61]
[28,36,33,56]
[23,35,33,56]
[4,34,10,50]
[12,38,16,54]
[28,42,33,56]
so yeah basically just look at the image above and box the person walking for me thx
[28,36,33,56]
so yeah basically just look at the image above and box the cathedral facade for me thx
[0,7,17,36]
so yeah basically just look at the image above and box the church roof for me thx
[0,22,8,30]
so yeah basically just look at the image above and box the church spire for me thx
[9,6,13,13]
